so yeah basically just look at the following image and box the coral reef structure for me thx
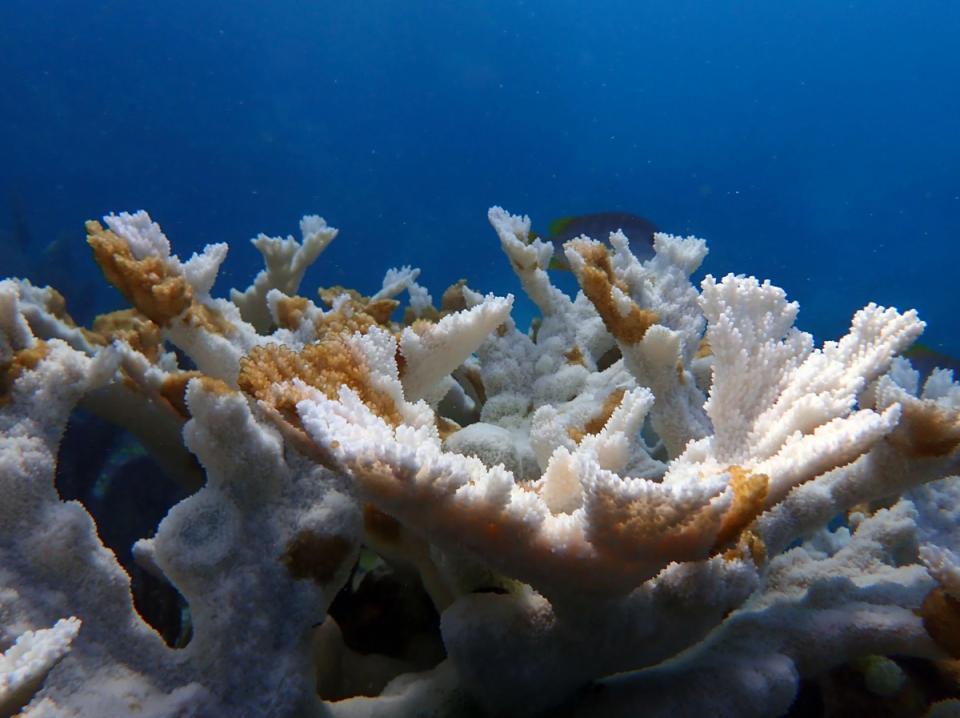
[1,206,959,717]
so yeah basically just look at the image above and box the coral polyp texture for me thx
[2,206,960,718]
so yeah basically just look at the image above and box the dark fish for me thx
[534,212,660,270]
[904,344,960,387]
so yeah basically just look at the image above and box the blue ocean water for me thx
[1,0,958,357]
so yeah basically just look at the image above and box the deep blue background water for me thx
[2,0,958,358]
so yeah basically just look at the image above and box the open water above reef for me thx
[3,4,960,716]
[1,0,958,353]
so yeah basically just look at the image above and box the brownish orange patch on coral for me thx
[197,376,235,397]
[363,503,402,545]
[158,371,205,419]
[316,298,397,345]
[88,309,163,363]
[435,414,461,441]
[441,280,469,314]
[695,336,713,359]
[568,388,628,444]
[587,388,627,434]
[711,467,769,555]
[923,587,960,659]
[888,402,960,459]
[0,341,50,405]
[281,529,354,586]
[848,496,899,523]
[317,287,399,329]
[722,528,768,565]
[365,298,400,325]
[588,480,729,563]
[569,240,658,345]
[273,296,311,330]
[317,286,364,308]
[321,308,379,340]
[564,344,587,368]
[87,220,192,326]
[42,288,73,324]
[239,337,403,428]
[403,304,441,326]
[88,220,237,338]
[181,303,235,336]
[676,359,686,385]
[407,319,435,337]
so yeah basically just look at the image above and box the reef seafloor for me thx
[1,206,960,718]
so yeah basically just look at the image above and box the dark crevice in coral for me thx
[55,408,192,647]
[328,553,445,670]
[54,408,124,510]
[93,454,187,565]
[131,564,191,648]
[785,678,826,718]
[166,340,198,371]
[785,655,960,718]
[596,344,621,372]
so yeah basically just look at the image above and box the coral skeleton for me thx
[1,205,959,717]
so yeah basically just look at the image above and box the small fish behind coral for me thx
[534,212,660,270]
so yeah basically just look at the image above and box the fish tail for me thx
[548,251,571,271]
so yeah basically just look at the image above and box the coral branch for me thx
[2,205,957,717]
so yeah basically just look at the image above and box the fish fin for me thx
[547,216,580,237]
[548,255,571,271]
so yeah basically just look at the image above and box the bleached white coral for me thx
[699,275,923,503]
[564,232,712,456]
[182,243,230,297]
[103,211,174,265]
[399,293,513,402]
[2,204,959,718]
[230,215,338,332]
[0,617,80,716]
[289,207,959,715]
[0,278,361,715]
[373,265,433,316]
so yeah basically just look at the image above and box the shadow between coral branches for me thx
[55,408,190,648]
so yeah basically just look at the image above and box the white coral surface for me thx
[0,617,80,716]
[1,206,959,718]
